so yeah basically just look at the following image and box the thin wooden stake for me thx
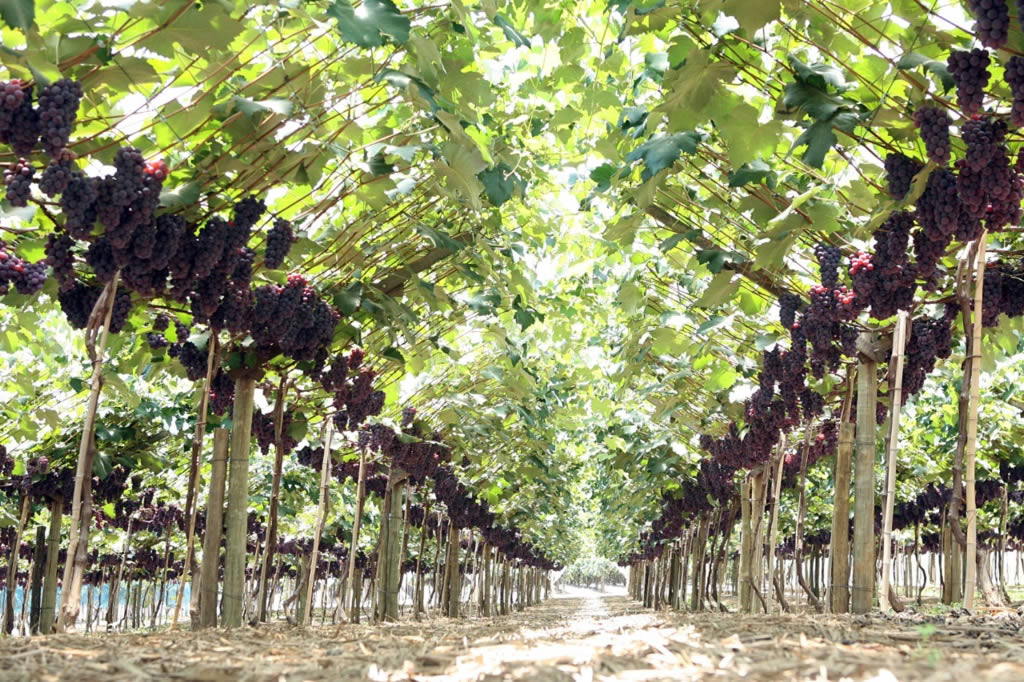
[304,414,334,625]
[965,233,987,609]
[880,311,910,612]
[852,332,879,614]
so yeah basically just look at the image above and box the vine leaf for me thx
[626,132,701,181]
[326,0,410,47]
[0,0,33,31]
[493,14,530,47]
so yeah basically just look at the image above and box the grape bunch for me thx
[0,240,48,297]
[39,153,75,197]
[913,106,951,165]
[914,168,965,277]
[884,152,923,200]
[36,78,83,157]
[0,81,39,155]
[967,0,1009,49]
[947,49,991,116]
[57,281,101,328]
[168,340,208,380]
[1005,56,1024,128]
[251,409,297,455]
[207,370,235,416]
[778,292,802,329]
[263,218,294,269]
[813,243,842,288]
[3,157,34,207]
[901,313,953,397]
[145,332,169,350]
[956,117,1021,233]
[849,211,917,320]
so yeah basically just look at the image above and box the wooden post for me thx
[375,470,405,622]
[58,275,119,632]
[852,333,879,613]
[39,497,63,635]
[964,236,986,610]
[445,526,461,617]
[257,377,288,622]
[222,374,257,627]
[739,477,752,611]
[29,525,46,632]
[767,444,786,613]
[174,336,218,629]
[880,311,910,611]
[346,446,369,623]
[199,429,229,628]
[304,416,334,625]
[830,374,856,613]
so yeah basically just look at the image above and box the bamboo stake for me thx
[304,415,334,625]
[345,444,369,624]
[174,335,218,629]
[767,440,786,613]
[964,234,987,610]
[852,332,879,614]
[222,374,257,628]
[199,429,229,628]
[880,311,910,611]
[58,274,119,632]
[830,372,856,613]
[39,497,63,634]
[3,495,30,633]
[257,376,289,623]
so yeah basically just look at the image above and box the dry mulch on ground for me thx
[2,590,1024,681]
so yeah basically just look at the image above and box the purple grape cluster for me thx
[36,78,83,156]
[263,218,294,269]
[884,152,923,200]
[913,106,951,165]
[1005,56,1024,128]
[0,81,39,155]
[0,239,48,297]
[3,157,34,207]
[967,0,1009,49]
[947,49,991,116]
[39,154,75,197]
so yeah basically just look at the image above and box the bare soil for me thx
[2,589,1023,681]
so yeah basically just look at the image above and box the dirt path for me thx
[2,589,1024,680]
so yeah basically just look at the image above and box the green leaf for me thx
[374,69,438,111]
[232,96,293,118]
[326,0,410,47]
[415,223,464,252]
[696,315,728,335]
[159,181,201,211]
[897,52,954,92]
[792,119,837,169]
[694,271,739,308]
[0,0,34,31]
[755,333,783,350]
[493,13,530,47]
[478,162,526,206]
[728,160,775,188]
[626,132,702,181]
